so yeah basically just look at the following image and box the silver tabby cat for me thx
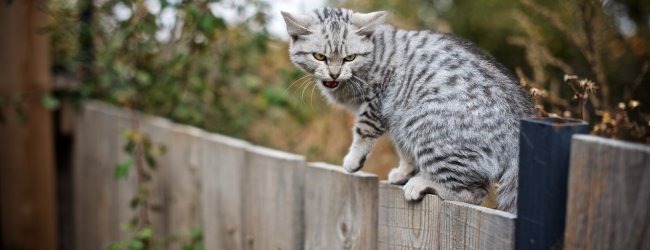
[282,7,534,213]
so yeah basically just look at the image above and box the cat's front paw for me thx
[403,176,437,201]
[388,167,415,185]
[343,152,367,173]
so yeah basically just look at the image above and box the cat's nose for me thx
[329,73,340,80]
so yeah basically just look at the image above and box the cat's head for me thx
[281,8,386,93]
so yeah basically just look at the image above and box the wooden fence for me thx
[564,135,650,250]
[74,102,650,249]
[73,102,517,249]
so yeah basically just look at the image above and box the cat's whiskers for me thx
[290,76,314,97]
[300,78,315,104]
[352,75,366,90]
[285,74,312,94]
[349,80,360,103]
[309,81,318,108]
[349,77,365,103]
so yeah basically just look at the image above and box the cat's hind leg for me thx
[388,149,418,185]
[405,145,491,204]
[402,174,438,200]
[496,158,518,213]
[403,172,489,205]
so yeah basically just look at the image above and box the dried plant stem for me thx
[129,107,152,250]
[577,1,608,110]
[521,0,610,110]
[625,61,649,100]
[581,97,587,121]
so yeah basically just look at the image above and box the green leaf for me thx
[129,239,144,250]
[138,226,153,239]
[182,242,204,250]
[114,158,133,179]
[135,71,151,86]
[124,140,136,154]
[41,94,60,110]
[129,196,140,209]
[120,222,135,231]
[263,86,287,106]
[107,240,127,250]
[199,14,216,36]
[189,228,202,240]
[145,153,157,169]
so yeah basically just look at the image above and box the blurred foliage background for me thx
[46,0,650,178]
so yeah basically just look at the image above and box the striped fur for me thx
[282,7,534,213]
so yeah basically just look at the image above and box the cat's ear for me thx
[281,11,313,39]
[351,11,387,36]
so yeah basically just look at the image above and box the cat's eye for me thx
[343,54,356,62]
[313,53,326,61]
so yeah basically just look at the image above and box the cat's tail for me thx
[496,159,518,214]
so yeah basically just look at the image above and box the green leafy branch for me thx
[109,126,166,250]
[0,91,61,124]
[110,118,202,249]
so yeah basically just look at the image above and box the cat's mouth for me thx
[322,80,339,89]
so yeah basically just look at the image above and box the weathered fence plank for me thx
[304,162,378,250]
[564,135,650,250]
[440,201,516,250]
[74,102,131,249]
[378,182,442,250]
[148,123,204,247]
[74,102,204,249]
[75,102,526,250]
[242,146,306,250]
[200,133,250,250]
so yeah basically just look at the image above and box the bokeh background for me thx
[46,0,650,179]
[2,0,650,249]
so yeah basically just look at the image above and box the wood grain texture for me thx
[378,182,443,250]
[440,201,516,250]
[304,162,378,250]
[200,133,250,250]
[564,135,650,250]
[74,102,204,249]
[147,123,204,248]
[74,102,130,249]
[74,101,525,250]
[241,146,306,250]
[0,1,58,248]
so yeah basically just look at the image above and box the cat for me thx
[281,7,534,213]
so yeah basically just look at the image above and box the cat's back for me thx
[372,27,534,161]
[372,27,533,123]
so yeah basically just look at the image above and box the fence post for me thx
[0,1,58,248]
[564,135,650,249]
[515,118,588,250]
